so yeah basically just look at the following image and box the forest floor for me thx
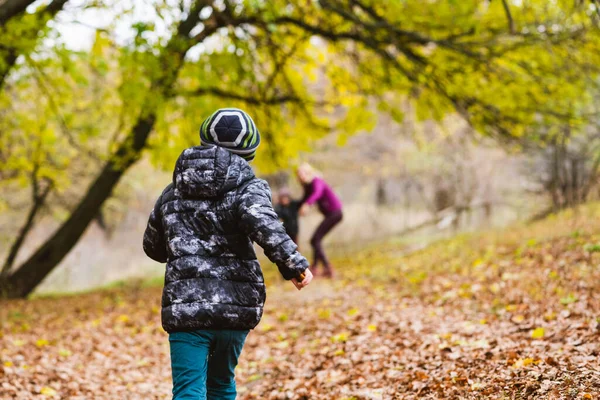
[2,206,600,399]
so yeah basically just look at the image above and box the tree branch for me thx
[1,165,52,279]
[0,0,69,90]
[320,0,483,59]
[0,0,36,26]
[27,55,102,162]
[178,86,317,105]
[2,0,277,298]
[501,0,516,34]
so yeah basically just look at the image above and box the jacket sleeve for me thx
[304,178,325,206]
[143,192,168,263]
[237,179,309,280]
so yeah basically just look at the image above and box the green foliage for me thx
[142,0,600,174]
[320,0,599,141]
[0,40,124,212]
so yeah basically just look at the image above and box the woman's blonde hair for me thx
[296,163,321,183]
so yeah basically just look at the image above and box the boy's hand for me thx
[291,268,313,290]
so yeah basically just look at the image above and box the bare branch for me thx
[178,86,317,105]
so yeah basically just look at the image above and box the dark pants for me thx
[310,210,343,270]
[169,329,249,400]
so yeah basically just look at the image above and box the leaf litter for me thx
[2,206,600,399]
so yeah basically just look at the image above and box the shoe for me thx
[322,265,335,279]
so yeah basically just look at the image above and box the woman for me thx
[297,163,343,278]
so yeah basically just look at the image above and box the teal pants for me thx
[169,329,249,400]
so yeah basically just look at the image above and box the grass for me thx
[30,274,165,300]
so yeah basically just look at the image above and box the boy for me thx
[274,187,302,244]
[142,108,313,400]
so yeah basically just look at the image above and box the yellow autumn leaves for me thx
[531,327,545,340]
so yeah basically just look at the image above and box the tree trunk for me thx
[0,1,208,298]
[376,179,388,207]
[1,116,156,298]
[550,140,562,210]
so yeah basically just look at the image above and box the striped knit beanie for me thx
[199,108,260,161]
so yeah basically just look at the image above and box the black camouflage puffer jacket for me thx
[143,146,308,332]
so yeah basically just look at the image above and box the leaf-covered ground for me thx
[2,206,600,399]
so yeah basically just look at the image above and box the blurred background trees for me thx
[1,0,600,297]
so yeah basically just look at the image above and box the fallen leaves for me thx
[331,332,349,343]
[531,327,545,339]
[2,207,600,398]
[511,357,541,369]
[39,387,57,396]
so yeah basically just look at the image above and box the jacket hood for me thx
[173,145,255,198]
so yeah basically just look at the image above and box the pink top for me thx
[303,177,343,215]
